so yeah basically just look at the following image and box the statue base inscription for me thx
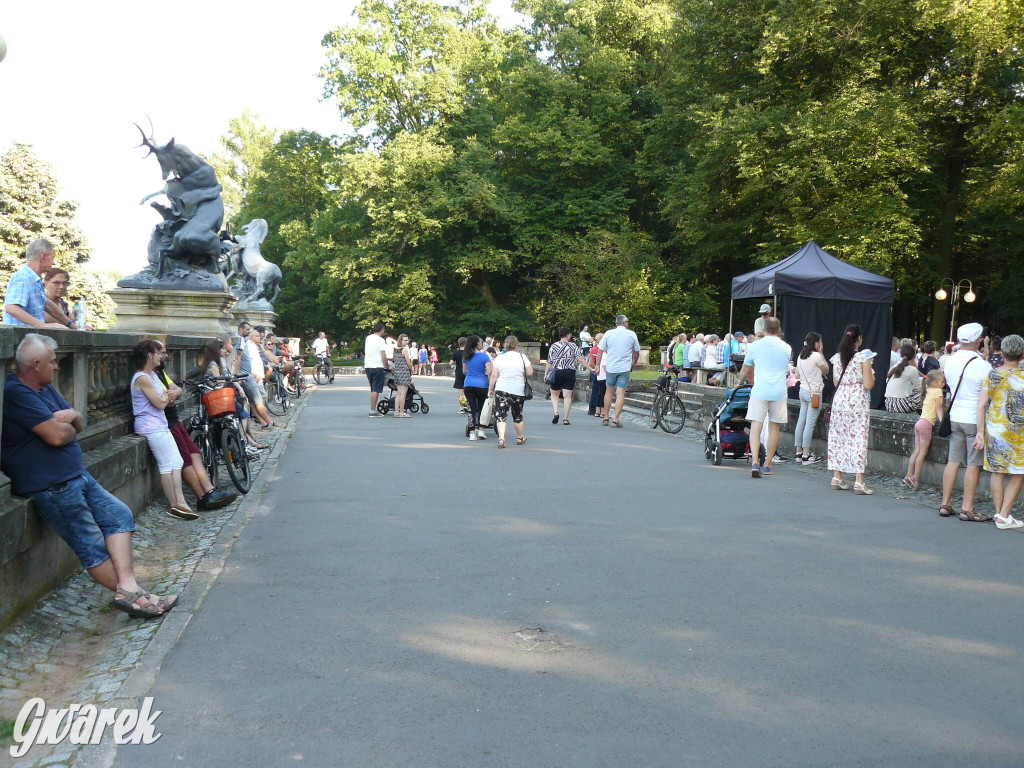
[108,288,237,337]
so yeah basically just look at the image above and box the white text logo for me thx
[10,697,162,758]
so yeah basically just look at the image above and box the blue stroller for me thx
[703,385,767,466]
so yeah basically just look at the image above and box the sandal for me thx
[112,586,173,619]
[563,419,570,426]
[552,414,559,425]
[498,439,505,449]
[902,476,914,489]
[611,421,623,428]
[939,504,956,517]
[602,418,609,426]
[854,483,874,495]
[959,510,993,523]
[831,478,849,491]
[995,515,1024,530]
[517,436,527,445]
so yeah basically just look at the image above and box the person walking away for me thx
[364,322,390,417]
[392,335,414,417]
[588,332,606,417]
[452,337,468,412]
[462,335,492,440]
[905,369,945,490]
[597,315,641,427]
[973,334,1024,529]
[884,342,923,413]
[545,326,586,425]
[130,340,195,519]
[794,332,828,464]
[489,335,533,447]
[736,317,791,477]
[827,325,876,494]
[937,322,992,519]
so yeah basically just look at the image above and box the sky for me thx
[0,0,520,275]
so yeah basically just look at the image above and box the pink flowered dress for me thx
[827,351,871,473]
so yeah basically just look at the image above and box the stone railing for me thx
[0,327,209,630]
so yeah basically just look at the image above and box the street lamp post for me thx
[934,279,977,343]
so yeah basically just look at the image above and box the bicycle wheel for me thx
[657,394,686,434]
[190,428,217,486]
[265,382,286,416]
[328,366,335,383]
[313,365,324,385]
[296,371,307,396]
[649,394,662,428]
[220,428,252,494]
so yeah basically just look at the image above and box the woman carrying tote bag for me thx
[488,335,534,448]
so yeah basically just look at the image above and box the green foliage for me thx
[205,110,277,224]
[0,143,116,328]
[218,0,1024,348]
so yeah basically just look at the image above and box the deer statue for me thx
[227,219,282,306]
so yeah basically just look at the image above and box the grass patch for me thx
[629,370,661,381]
[0,718,14,741]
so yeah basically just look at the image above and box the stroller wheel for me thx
[409,402,420,414]
[377,400,390,414]
[420,403,429,414]
[465,423,472,437]
[713,442,724,466]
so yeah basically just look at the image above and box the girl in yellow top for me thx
[904,369,945,491]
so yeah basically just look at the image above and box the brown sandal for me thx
[959,510,993,523]
[939,504,956,517]
[517,436,527,445]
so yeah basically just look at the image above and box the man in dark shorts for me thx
[452,336,468,412]
[364,321,390,416]
[2,334,177,618]
[153,341,236,510]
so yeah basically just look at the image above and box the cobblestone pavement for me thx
[0,391,310,768]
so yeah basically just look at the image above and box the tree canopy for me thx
[218,0,1024,346]
[0,142,116,328]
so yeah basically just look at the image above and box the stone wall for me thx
[0,327,207,630]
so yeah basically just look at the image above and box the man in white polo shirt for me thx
[736,317,791,478]
[595,314,641,427]
[364,322,390,417]
[939,322,992,521]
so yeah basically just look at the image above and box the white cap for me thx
[759,303,771,314]
[957,322,983,344]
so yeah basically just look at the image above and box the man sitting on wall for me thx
[2,334,178,618]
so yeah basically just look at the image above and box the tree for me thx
[0,142,116,328]
[205,110,277,224]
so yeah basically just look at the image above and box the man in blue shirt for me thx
[736,317,793,478]
[2,239,69,328]
[2,334,177,618]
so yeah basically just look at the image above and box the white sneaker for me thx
[469,432,478,441]
[477,429,488,439]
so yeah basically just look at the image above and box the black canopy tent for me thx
[730,241,895,407]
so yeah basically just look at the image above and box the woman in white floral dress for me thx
[827,324,876,494]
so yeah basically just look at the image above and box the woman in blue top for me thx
[462,335,493,440]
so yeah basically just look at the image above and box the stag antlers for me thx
[134,118,174,156]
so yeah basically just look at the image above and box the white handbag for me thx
[480,395,494,426]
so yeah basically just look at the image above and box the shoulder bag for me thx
[545,341,561,385]
[821,357,851,425]
[936,357,977,438]
[521,354,534,400]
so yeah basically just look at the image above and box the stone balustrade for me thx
[0,327,210,630]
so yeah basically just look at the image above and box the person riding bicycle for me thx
[311,332,333,378]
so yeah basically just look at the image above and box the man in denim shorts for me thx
[596,315,641,427]
[1,334,177,619]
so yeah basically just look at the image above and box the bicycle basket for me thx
[202,386,236,418]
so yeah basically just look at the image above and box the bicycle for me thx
[290,357,308,398]
[313,353,334,385]
[264,367,291,416]
[182,375,253,494]
[649,366,687,434]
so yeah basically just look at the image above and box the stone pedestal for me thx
[108,288,237,337]
[231,307,277,333]
[520,342,542,365]
[638,346,651,366]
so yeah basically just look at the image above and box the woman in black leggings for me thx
[462,335,493,440]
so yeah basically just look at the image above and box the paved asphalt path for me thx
[116,377,1024,768]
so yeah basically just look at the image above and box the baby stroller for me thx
[703,385,767,466]
[376,372,430,415]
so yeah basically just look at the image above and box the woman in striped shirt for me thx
[544,326,586,426]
